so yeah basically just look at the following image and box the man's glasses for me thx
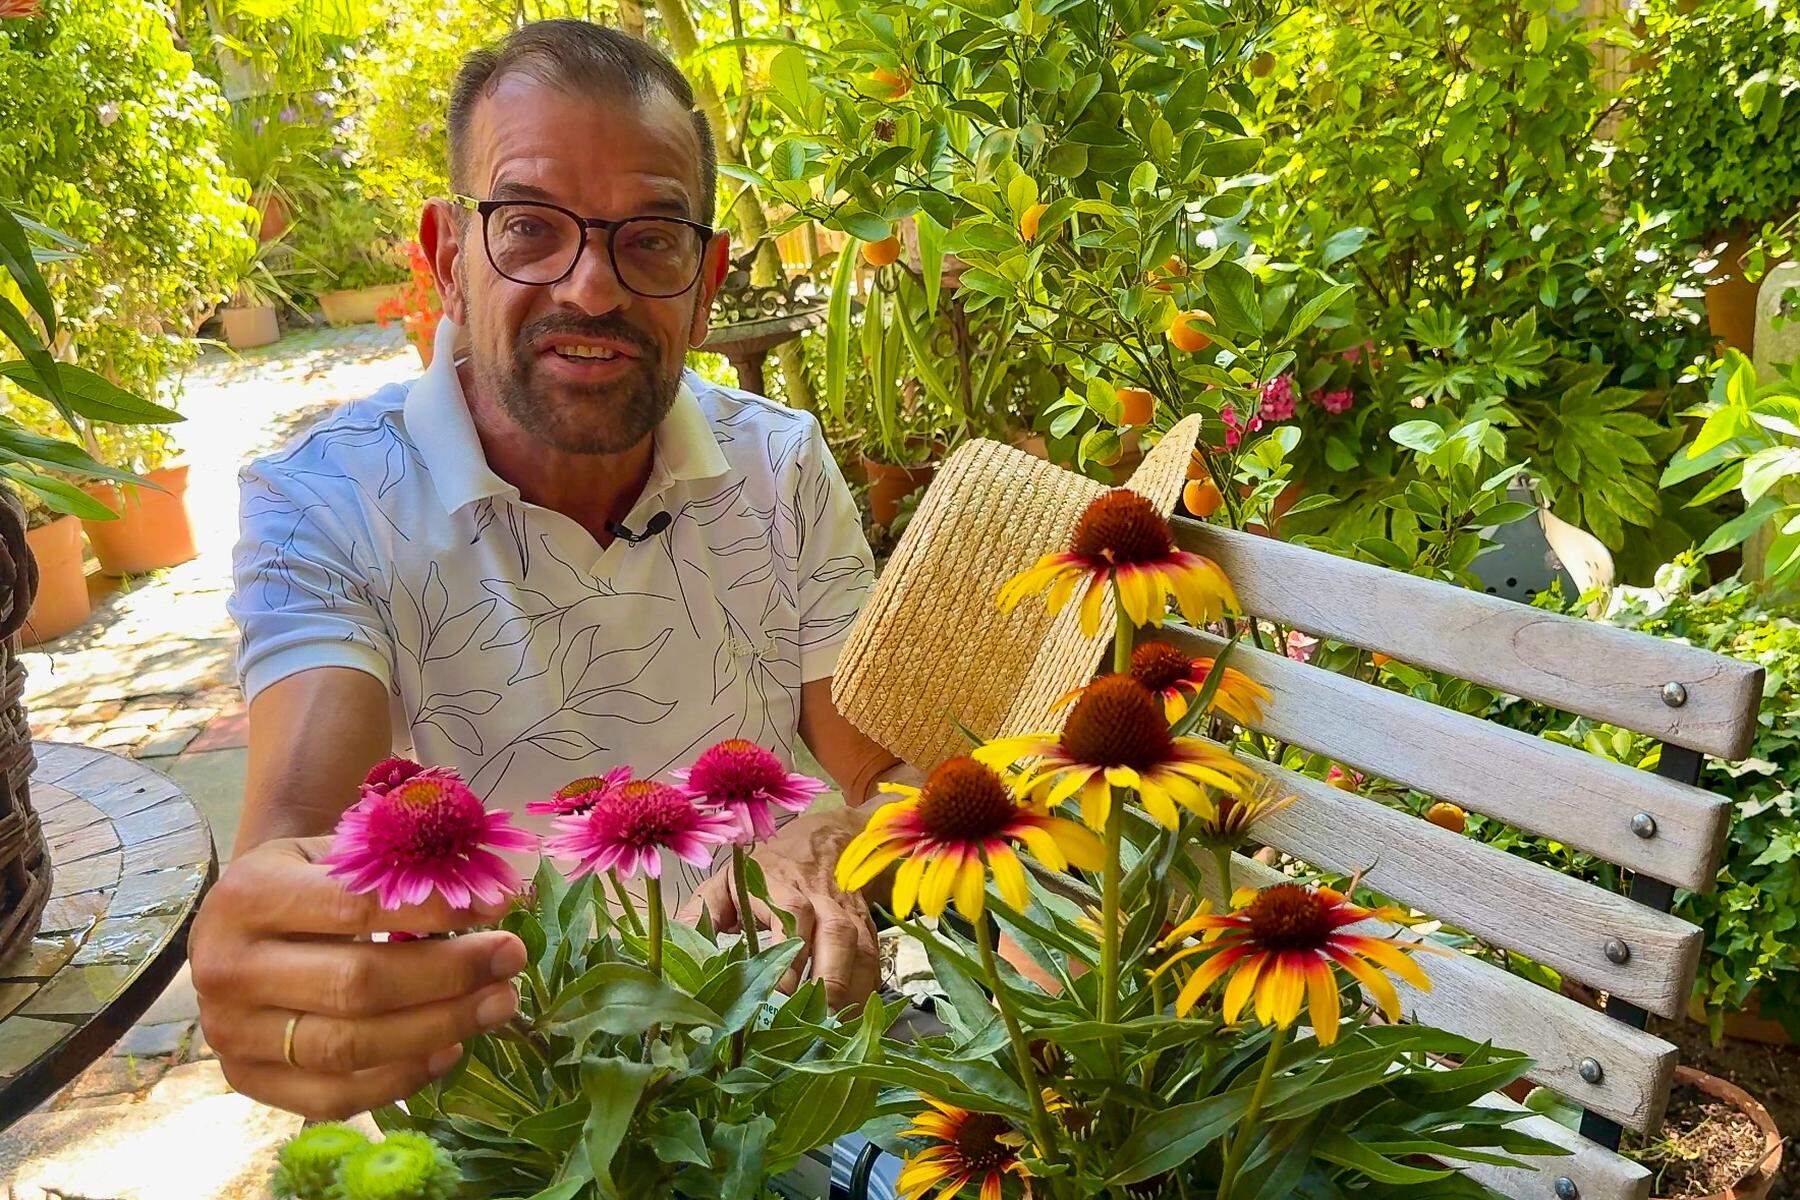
[449,195,714,298]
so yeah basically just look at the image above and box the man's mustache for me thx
[516,315,657,357]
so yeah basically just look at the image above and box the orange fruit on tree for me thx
[1425,801,1467,834]
[869,67,913,99]
[1371,652,1392,668]
[1019,202,1049,242]
[1251,51,1275,77]
[1162,256,1189,276]
[862,235,902,268]
[1167,309,1215,353]
[1182,478,1223,518]
[1115,386,1155,426]
[1186,448,1209,479]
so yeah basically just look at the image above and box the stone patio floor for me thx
[2,323,417,1199]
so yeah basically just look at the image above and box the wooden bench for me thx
[1140,517,1764,1200]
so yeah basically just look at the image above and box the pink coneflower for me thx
[363,756,427,796]
[674,739,827,843]
[321,770,537,909]
[1258,375,1298,422]
[543,779,737,881]
[1314,388,1354,415]
[527,766,632,816]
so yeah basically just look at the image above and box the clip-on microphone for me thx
[605,510,672,545]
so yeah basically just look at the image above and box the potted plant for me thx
[1635,1067,1784,1200]
[221,232,300,350]
[20,494,88,645]
[295,188,411,325]
[78,425,196,577]
[377,242,443,367]
[1617,0,1800,353]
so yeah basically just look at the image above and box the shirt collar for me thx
[404,317,730,514]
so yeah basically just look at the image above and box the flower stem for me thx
[1098,791,1124,1027]
[608,875,645,938]
[1114,592,1135,675]
[731,845,761,957]
[975,916,1060,1167]
[646,876,665,982]
[1216,1023,1290,1200]
[1212,844,1235,906]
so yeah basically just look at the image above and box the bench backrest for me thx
[1154,517,1764,1200]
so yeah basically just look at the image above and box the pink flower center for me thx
[367,776,489,862]
[686,738,786,806]
[590,780,705,849]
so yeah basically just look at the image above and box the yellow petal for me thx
[1013,822,1069,871]
[1103,765,1143,790]
[954,853,987,919]
[839,840,908,892]
[1351,936,1435,993]
[1045,818,1106,871]
[1078,574,1110,637]
[1334,950,1403,1022]
[918,850,962,919]
[892,853,928,918]
[1079,774,1112,830]
[1045,764,1099,809]
[1222,952,1266,1023]
[1305,959,1342,1045]
[989,845,1031,911]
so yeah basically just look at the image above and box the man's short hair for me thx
[448,19,718,228]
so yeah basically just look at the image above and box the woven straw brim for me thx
[833,414,1203,770]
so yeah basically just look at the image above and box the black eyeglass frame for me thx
[448,193,717,298]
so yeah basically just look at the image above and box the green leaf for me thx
[839,212,893,242]
[0,202,56,341]
[1315,1131,1455,1184]
[645,1110,711,1167]
[769,47,815,121]
[1390,419,1447,454]
[0,419,138,485]
[0,294,69,421]
[545,962,720,1039]
[694,937,805,1037]
[1107,1092,1249,1184]
[713,1116,775,1200]
[0,468,121,521]
[1285,282,1354,343]
[824,240,858,423]
[916,211,947,318]
[579,1056,654,1194]
[1740,446,1800,505]
[1319,226,1372,267]
[1698,496,1782,555]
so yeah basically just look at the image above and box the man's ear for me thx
[688,231,732,349]
[420,200,467,325]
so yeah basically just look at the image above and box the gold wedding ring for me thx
[283,1013,303,1069]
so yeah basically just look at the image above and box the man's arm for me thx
[190,668,524,1118]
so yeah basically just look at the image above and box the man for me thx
[191,20,908,1121]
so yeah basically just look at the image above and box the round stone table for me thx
[0,742,215,1128]
[699,305,827,396]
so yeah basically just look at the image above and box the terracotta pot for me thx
[1651,1066,1783,1200]
[79,464,197,577]
[1703,227,1764,355]
[861,454,937,527]
[257,193,290,244]
[222,305,280,349]
[1688,989,1792,1047]
[21,515,90,647]
[318,284,405,327]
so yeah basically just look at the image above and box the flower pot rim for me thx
[1650,1066,1784,1200]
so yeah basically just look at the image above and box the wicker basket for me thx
[0,486,47,965]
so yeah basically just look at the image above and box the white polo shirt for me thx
[229,318,876,898]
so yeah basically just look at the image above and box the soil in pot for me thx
[1628,1069,1784,1200]
[222,305,280,349]
[80,464,198,576]
[21,514,91,646]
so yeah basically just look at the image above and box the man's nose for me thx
[548,231,632,315]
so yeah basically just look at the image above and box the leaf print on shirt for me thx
[414,688,502,755]
[709,604,799,761]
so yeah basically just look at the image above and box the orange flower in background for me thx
[997,489,1238,637]
[977,674,1253,830]
[897,1100,1031,1200]
[1153,883,1442,1044]
[0,0,42,18]
[834,757,1103,920]
[1127,641,1269,727]
[1191,778,1296,851]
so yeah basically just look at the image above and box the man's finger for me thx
[193,930,524,1017]
[813,902,879,1010]
[205,981,518,1073]
[234,840,514,935]
[776,903,818,994]
[220,1046,466,1122]
[678,871,736,932]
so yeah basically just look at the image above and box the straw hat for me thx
[833,414,1205,770]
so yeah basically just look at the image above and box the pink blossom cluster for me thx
[1257,374,1298,422]
[1313,388,1355,415]
[1220,402,1265,450]
[320,741,827,908]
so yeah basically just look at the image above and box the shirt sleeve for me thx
[792,418,876,684]
[228,457,396,702]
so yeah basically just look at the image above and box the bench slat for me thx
[1175,518,1764,759]
[1220,752,1700,1016]
[1462,1094,1654,1200]
[1159,625,1730,889]
[1213,853,1679,1134]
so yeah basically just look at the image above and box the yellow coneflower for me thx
[997,489,1238,637]
[1153,883,1444,1045]
[976,675,1254,830]
[834,757,1103,921]
[896,1100,1032,1200]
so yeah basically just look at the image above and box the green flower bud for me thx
[331,1131,461,1200]
[272,1123,371,1200]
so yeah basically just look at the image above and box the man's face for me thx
[427,74,724,455]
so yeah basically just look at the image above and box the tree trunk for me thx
[617,0,645,37]
[652,0,817,408]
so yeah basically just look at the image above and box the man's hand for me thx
[677,806,878,1009]
[191,836,527,1120]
